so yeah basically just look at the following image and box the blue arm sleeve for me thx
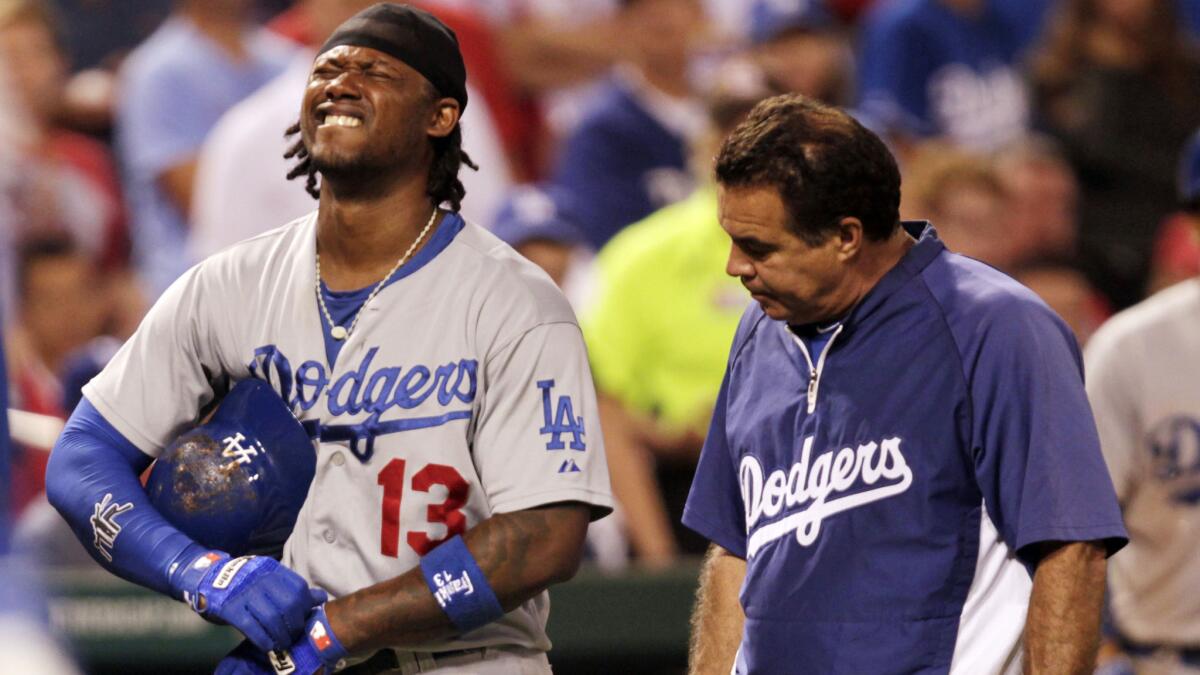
[45,397,206,596]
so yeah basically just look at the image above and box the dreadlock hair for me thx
[283,98,478,211]
[284,121,321,200]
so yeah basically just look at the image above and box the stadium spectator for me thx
[0,0,128,271]
[115,0,294,297]
[1083,126,1200,675]
[901,142,1019,269]
[1013,257,1108,346]
[189,0,513,259]
[1029,0,1200,310]
[489,184,589,292]
[582,75,773,566]
[994,135,1081,265]
[856,0,1030,152]
[745,0,854,106]
[550,0,708,251]
[1147,128,1200,294]
[6,234,104,515]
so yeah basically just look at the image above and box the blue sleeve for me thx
[45,397,205,596]
[117,63,210,177]
[968,302,1128,564]
[552,123,647,250]
[855,8,937,137]
[682,367,748,558]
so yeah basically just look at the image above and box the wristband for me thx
[419,535,504,634]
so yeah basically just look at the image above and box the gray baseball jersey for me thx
[83,210,613,654]
[1085,279,1200,646]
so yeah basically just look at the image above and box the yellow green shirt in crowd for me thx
[582,187,748,435]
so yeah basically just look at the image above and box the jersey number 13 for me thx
[377,458,469,557]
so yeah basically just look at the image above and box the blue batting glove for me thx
[214,606,348,675]
[213,640,273,675]
[169,551,326,653]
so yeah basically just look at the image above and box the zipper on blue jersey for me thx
[790,324,845,414]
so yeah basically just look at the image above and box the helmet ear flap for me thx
[145,379,316,558]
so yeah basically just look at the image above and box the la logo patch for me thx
[537,380,585,452]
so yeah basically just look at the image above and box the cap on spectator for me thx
[491,185,586,249]
[749,0,835,45]
[1179,129,1200,210]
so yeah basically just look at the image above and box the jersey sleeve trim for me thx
[1014,522,1129,559]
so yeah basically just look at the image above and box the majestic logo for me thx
[248,345,477,462]
[90,493,134,562]
[431,569,475,609]
[538,379,585,454]
[741,435,913,558]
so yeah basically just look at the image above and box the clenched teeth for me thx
[319,113,360,126]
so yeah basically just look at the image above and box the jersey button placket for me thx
[331,451,345,466]
[323,529,336,543]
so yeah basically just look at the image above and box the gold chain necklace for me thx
[315,209,438,341]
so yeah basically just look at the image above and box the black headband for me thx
[317,3,468,111]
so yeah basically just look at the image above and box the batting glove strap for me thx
[168,550,232,612]
[273,606,349,674]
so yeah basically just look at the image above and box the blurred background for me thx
[2,0,1199,672]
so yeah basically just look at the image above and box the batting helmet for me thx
[145,378,315,558]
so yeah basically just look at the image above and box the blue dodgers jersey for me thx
[683,222,1127,674]
[855,0,1028,150]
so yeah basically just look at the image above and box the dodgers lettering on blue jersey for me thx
[248,345,477,462]
[741,435,912,558]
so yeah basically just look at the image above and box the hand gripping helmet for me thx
[145,378,315,558]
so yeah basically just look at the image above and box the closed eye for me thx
[736,238,775,259]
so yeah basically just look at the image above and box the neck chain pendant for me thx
[330,325,348,341]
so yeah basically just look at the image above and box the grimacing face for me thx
[718,185,851,325]
[300,45,451,180]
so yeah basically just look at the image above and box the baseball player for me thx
[1085,129,1200,675]
[682,95,1127,674]
[46,4,612,674]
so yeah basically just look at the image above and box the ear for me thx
[835,217,864,260]
[427,97,460,139]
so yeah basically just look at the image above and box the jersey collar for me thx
[841,220,944,329]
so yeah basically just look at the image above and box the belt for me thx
[1119,637,1200,666]
[341,646,486,675]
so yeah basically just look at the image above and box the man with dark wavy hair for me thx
[683,94,1126,675]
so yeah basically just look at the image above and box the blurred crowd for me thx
[1,0,1200,578]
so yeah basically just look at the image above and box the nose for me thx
[726,242,754,280]
[323,71,362,100]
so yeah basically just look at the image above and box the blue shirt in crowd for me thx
[856,0,1029,150]
[550,71,700,251]
[683,222,1127,674]
[116,16,293,298]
